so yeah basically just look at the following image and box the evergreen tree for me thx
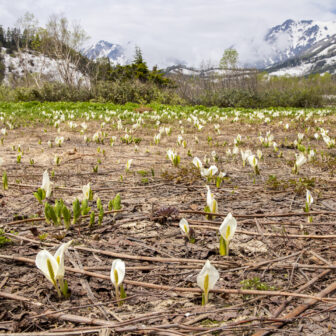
[132,46,149,81]
[133,46,145,65]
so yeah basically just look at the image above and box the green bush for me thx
[0,71,331,108]
[93,80,182,105]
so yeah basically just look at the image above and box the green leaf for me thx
[62,279,70,299]
[48,206,58,226]
[113,193,121,210]
[120,284,126,299]
[62,205,71,230]
[2,172,8,191]
[47,258,56,286]
[72,199,81,225]
[219,236,227,256]
[96,197,102,211]
[89,211,95,228]
[98,207,104,226]
[81,199,90,216]
[89,188,93,201]
[44,203,51,224]
[54,200,64,224]
[34,188,43,204]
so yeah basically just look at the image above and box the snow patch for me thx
[2,49,89,87]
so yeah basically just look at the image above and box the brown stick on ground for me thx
[1,254,336,303]
[180,209,336,218]
[252,270,334,336]
[0,291,204,335]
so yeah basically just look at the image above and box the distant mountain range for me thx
[81,19,336,76]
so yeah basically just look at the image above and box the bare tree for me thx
[41,14,89,87]
[14,12,38,86]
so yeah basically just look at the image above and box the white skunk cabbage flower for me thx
[232,146,239,155]
[154,133,161,144]
[126,159,133,171]
[257,149,263,160]
[92,131,102,142]
[206,185,218,214]
[167,149,180,167]
[241,149,252,167]
[197,260,219,305]
[53,240,73,279]
[308,149,315,161]
[82,182,92,201]
[35,250,59,285]
[247,155,260,175]
[218,172,226,178]
[296,153,307,167]
[35,240,72,297]
[305,189,314,223]
[110,259,126,305]
[293,153,307,174]
[167,149,175,162]
[55,136,64,147]
[41,170,53,198]
[306,189,313,211]
[110,259,125,287]
[219,213,237,256]
[273,142,278,151]
[201,165,218,178]
[192,157,203,170]
[177,135,183,146]
[179,218,190,237]
[297,133,304,143]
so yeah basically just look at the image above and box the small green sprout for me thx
[2,171,8,190]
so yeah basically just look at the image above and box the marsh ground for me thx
[1,104,336,335]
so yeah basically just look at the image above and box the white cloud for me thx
[1,0,336,67]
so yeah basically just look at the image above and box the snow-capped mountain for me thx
[268,34,336,76]
[261,19,336,69]
[81,40,128,65]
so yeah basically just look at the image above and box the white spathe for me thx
[82,182,91,200]
[192,157,203,170]
[306,189,313,207]
[179,218,190,235]
[295,153,307,168]
[201,165,218,177]
[219,213,237,241]
[167,149,177,162]
[206,185,218,213]
[196,260,219,292]
[35,240,72,283]
[126,159,133,170]
[110,259,125,287]
[41,170,53,198]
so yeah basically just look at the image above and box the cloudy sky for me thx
[1,0,336,66]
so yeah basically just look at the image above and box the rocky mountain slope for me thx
[267,34,336,76]
[261,19,336,68]
[81,40,128,65]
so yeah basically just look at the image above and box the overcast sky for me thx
[1,0,336,66]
